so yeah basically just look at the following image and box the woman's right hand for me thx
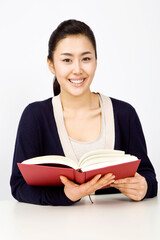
[60,173,115,202]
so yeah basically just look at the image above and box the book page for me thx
[80,153,130,167]
[81,155,138,172]
[79,149,125,166]
[21,155,78,169]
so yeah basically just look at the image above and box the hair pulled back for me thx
[47,19,97,96]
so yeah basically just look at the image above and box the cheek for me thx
[86,64,96,76]
[54,64,70,77]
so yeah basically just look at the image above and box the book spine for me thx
[75,170,86,184]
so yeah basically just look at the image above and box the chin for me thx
[74,85,92,94]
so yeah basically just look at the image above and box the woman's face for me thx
[48,34,97,97]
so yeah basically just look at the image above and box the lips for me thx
[68,78,86,84]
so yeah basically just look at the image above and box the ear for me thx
[47,58,55,74]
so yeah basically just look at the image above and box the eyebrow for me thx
[60,51,92,56]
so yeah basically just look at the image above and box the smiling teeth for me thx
[69,79,84,83]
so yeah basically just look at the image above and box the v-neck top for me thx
[52,93,115,163]
[68,95,106,161]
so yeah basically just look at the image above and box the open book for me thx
[17,149,140,186]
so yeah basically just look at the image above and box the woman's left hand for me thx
[110,172,148,201]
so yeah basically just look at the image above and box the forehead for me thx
[55,35,94,54]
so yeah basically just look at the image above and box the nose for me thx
[72,60,82,74]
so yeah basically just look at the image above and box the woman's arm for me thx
[10,104,76,206]
[112,105,158,200]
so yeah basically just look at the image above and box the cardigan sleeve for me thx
[127,107,158,199]
[10,104,77,206]
[97,98,158,198]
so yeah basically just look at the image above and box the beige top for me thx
[52,93,115,164]
[68,95,106,161]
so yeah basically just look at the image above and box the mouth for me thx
[68,78,86,86]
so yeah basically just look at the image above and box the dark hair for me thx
[47,19,97,96]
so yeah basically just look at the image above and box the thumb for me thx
[60,176,72,186]
[135,172,140,177]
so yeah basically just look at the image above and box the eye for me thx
[82,57,91,62]
[62,58,72,63]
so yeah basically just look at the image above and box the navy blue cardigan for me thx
[10,97,158,205]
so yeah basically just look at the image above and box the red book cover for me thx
[17,159,140,186]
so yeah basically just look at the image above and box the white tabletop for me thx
[0,194,159,240]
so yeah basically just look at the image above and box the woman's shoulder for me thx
[110,97,135,113]
[99,93,136,116]
[21,97,53,120]
[27,97,52,109]
[25,97,52,110]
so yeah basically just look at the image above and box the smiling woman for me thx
[47,35,97,97]
[47,20,97,96]
[10,19,158,206]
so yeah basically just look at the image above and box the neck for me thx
[59,90,98,112]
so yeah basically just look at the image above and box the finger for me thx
[114,187,144,201]
[100,173,115,181]
[81,174,102,193]
[115,186,137,194]
[135,172,143,178]
[97,174,115,186]
[135,172,139,177]
[113,177,140,185]
[60,176,69,184]
[110,181,143,189]
[60,176,77,187]
[86,174,102,186]
[89,174,115,191]
[96,179,116,190]
[111,184,138,198]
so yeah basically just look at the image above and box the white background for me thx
[0,0,159,200]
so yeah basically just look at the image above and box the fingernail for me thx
[108,173,113,177]
[111,175,115,179]
[60,176,63,181]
